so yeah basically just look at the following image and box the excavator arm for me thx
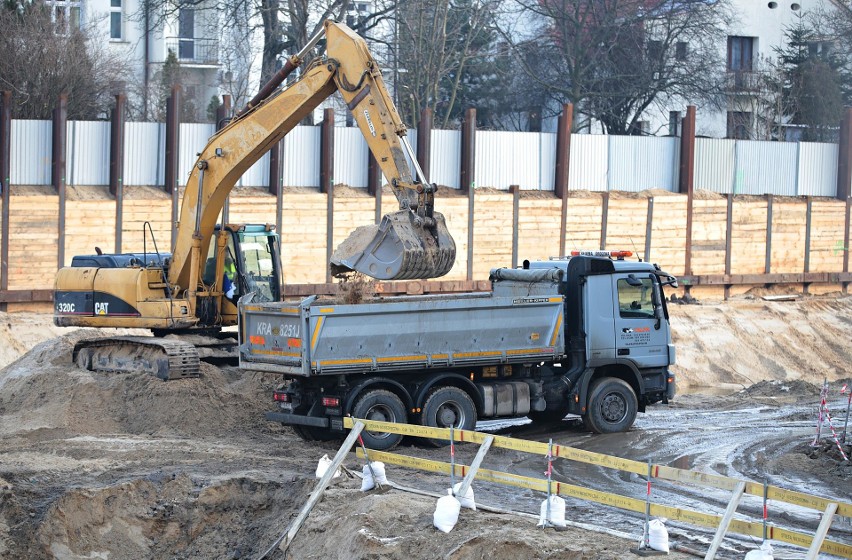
[168,20,456,296]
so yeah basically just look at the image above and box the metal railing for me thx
[163,37,218,65]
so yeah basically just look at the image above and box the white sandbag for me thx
[743,542,774,560]
[360,461,389,491]
[314,454,340,479]
[648,518,669,553]
[450,482,476,511]
[537,495,567,527]
[433,490,461,533]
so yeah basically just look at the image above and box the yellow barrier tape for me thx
[343,417,852,518]
[356,447,852,559]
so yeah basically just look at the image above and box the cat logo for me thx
[95,302,109,315]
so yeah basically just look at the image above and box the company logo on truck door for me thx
[255,321,300,338]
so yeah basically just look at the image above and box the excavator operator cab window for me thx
[202,234,239,299]
[238,232,278,303]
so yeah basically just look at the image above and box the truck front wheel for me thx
[351,389,407,450]
[420,386,477,447]
[584,378,637,434]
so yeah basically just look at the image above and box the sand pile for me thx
[669,297,852,391]
[0,330,274,438]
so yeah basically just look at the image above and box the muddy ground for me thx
[0,296,851,559]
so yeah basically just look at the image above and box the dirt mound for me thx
[737,379,822,398]
[27,473,312,560]
[0,331,276,438]
[669,297,852,392]
[287,486,671,560]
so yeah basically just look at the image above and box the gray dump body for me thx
[239,271,567,376]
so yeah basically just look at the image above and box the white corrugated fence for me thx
[6,119,848,197]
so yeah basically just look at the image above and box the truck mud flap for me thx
[265,411,329,428]
[329,210,455,280]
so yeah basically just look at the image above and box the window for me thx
[669,111,680,136]
[647,40,663,61]
[727,111,752,139]
[617,278,655,319]
[629,120,647,136]
[178,8,195,59]
[675,41,687,61]
[808,41,831,57]
[727,36,755,71]
[45,0,81,33]
[110,0,123,40]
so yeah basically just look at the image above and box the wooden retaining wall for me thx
[1,185,851,311]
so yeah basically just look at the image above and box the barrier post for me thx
[763,480,769,543]
[813,380,827,446]
[841,384,850,443]
[450,426,456,490]
[643,459,652,549]
[544,439,554,526]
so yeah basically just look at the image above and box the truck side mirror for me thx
[625,274,643,287]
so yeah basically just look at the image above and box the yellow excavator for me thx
[53,20,456,379]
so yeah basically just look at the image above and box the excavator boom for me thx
[169,20,455,289]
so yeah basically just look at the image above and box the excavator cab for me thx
[202,225,282,309]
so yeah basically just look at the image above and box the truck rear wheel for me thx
[584,378,637,434]
[351,389,407,450]
[420,386,477,447]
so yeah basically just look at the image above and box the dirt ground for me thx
[0,296,851,559]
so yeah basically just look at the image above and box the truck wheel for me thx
[585,378,637,434]
[351,389,407,450]
[420,386,477,447]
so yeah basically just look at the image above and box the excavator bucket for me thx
[331,210,456,280]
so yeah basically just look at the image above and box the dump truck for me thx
[240,251,678,449]
[53,20,454,379]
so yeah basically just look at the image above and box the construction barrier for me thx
[343,417,852,558]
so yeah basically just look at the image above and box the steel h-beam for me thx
[556,103,573,257]
[417,108,432,183]
[681,106,696,279]
[0,91,10,311]
[837,108,852,200]
[165,86,181,248]
[54,94,68,269]
[110,94,126,252]
[462,108,476,280]
[216,95,233,224]
[321,108,334,283]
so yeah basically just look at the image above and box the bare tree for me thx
[0,2,135,119]
[500,0,733,134]
[392,0,504,128]
[138,0,395,115]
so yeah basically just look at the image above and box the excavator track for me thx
[73,337,201,381]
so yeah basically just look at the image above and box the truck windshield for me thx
[240,234,277,302]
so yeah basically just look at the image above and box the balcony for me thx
[725,70,762,93]
[164,37,219,66]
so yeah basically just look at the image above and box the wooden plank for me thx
[456,435,493,501]
[704,481,746,560]
[805,503,838,560]
[270,421,364,556]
